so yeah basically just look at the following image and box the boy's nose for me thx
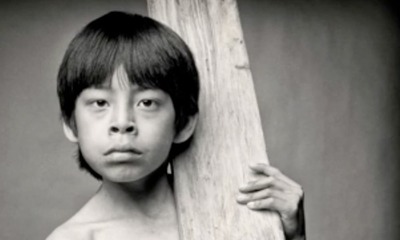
[109,107,136,135]
[109,121,136,135]
[109,98,136,135]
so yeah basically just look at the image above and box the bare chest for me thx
[85,220,180,240]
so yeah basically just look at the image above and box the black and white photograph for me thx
[0,0,399,239]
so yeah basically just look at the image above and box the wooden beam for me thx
[148,1,284,239]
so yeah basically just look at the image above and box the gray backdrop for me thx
[0,0,399,239]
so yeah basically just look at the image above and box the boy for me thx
[48,11,305,240]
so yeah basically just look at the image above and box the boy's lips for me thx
[103,146,143,156]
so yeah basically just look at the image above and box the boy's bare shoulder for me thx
[46,221,94,240]
[46,201,141,240]
[46,199,100,240]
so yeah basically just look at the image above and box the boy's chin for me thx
[102,163,169,184]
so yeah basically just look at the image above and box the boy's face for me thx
[63,65,191,183]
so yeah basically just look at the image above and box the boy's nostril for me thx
[126,126,134,133]
[110,126,119,133]
[110,123,135,134]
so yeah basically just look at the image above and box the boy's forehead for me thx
[111,65,130,89]
[95,65,136,90]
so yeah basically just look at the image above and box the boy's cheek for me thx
[138,113,175,132]
[75,111,108,131]
[75,122,107,144]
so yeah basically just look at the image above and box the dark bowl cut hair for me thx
[57,11,200,180]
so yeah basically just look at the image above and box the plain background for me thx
[0,0,399,239]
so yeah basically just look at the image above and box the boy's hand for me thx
[236,163,305,240]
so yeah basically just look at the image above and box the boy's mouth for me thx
[103,146,143,156]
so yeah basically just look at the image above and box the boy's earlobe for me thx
[62,121,78,143]
[174,114,199,144]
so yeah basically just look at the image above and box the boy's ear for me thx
[62,121,78,143]
[173,114,198,144]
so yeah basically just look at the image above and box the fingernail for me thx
[236,195,246,202]
[247,202,256,208]
[249,163,258,168]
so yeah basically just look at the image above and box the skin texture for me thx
[70,66,177,183]
[49,65,196,240]
[49,65,305,240]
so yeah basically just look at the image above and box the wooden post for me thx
[148,1,284,239]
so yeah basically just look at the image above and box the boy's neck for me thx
[93,164,177,222]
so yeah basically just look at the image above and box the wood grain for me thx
[148,0,284,239]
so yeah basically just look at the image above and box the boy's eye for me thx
[92,100,109,108]
[138,99,158,110]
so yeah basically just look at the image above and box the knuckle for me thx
[282,201,296,214]
[290,192,302,203]
[262,177,274,186]
[248,180,258,186]
[249,198,274,210]
[297,187,305,198]
[260,189,270,198]
[258,163,268,168]
[290,186,304,198]
[248,192,256,200]
[270,167,281,176]
[265,197,274,206]
[261,164,269,171]
[269,177,276,184]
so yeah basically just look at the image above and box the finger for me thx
[246,194,291,214]
[250,163,301,189]
[246,192,301,219]
[239,176,288,193]
[239,177,273,193]
[246,197,275,210]
[237,188,284,204]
